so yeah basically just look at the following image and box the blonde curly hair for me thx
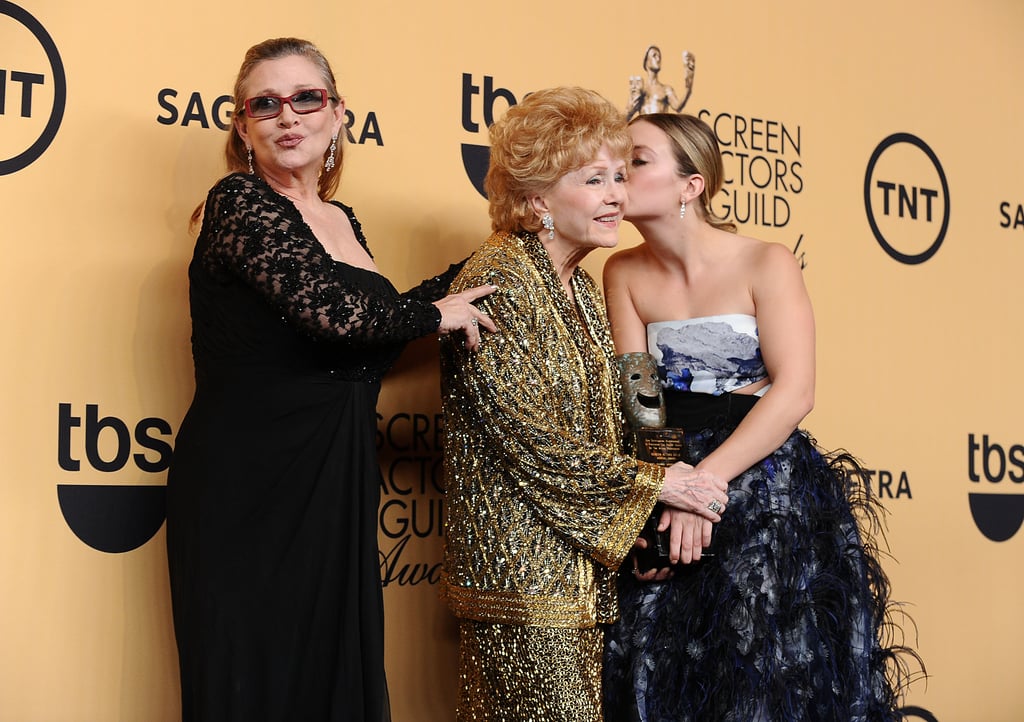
[485,87,632,234]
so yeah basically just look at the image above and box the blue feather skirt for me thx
[604,396,916,722]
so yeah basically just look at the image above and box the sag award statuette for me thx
[618,352,688,571]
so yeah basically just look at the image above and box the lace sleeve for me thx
[198,174,441,347]
[402,260,466,303]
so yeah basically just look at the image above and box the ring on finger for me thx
[707,499,723,514]
[471,318,478,327]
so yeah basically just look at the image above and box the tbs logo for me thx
[56,404,172,554]
[967,433,1024,542]
[460,73,523,198]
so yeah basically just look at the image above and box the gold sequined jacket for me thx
[440,232,664,628]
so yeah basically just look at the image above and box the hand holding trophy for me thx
[619,352,724,575]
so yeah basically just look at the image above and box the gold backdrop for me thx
[2,0,1022,719]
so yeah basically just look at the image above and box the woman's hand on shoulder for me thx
[435,284,498,351]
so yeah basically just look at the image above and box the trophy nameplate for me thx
[633,427,687,465]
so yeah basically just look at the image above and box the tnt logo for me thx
[863,133,950,264]
[0,1,65,174]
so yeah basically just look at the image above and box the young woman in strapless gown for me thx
[602,113,920,722]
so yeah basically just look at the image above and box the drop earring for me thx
[542,213,554,240]
[324,135,337,172]
[247,146,254,175]
[679,199,686,219]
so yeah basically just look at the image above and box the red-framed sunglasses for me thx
[242,88,335,119]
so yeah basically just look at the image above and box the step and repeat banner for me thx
[2,0,1022,719]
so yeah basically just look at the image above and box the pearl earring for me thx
[542,213,554,240]
[679,199,686,219]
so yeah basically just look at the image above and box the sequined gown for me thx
[166,173,458,722]
[604,315,908,722]
[440,232,663,722]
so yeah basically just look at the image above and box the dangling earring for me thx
[324,135,338,172]
[542,213,555,240]
[679,199,686,219]
[247,146,254,175]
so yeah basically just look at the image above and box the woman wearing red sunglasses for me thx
[166,37,495,722]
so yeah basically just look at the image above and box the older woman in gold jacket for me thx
[440,87,730,722]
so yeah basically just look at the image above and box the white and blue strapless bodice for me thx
[647,313,770,396]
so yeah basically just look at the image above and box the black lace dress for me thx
[166,173,459,722]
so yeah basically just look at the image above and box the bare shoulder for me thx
[737,238,808,310]
[603,243,650,281]
[738,235,801,275]
[605,243,648,268]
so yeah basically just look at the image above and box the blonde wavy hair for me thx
[629,113,737,233]
[485,87,632,234]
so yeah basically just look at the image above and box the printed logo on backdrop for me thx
[699,108,806,266]
[56,404,172,553]
[968,433,1024,542]
[856,466,913,501]
[625,45,696,120]
[864,133,950,264]
[377,412,445,586]
[459,73,518,198]
[459,48,807,266]
[0,1,65,175]
[998,199,1024,231]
